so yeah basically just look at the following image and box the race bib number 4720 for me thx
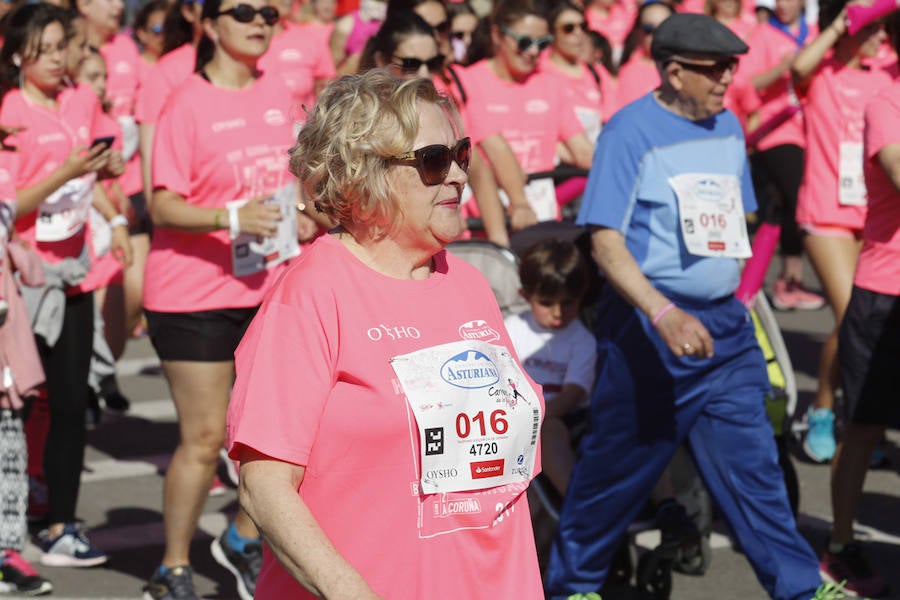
[391,340,542,494]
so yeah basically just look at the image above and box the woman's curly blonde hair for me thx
[290,70,460,235]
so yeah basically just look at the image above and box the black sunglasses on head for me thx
[392,54,445,74]
[501,26,554,53]
[216,4,279,25]
[389,137,471,186]
[559,22,588,34]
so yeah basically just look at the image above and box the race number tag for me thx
[228,184,300,278]
[88,207,111,258]
[391,340,542,495]
[524,178,558,222]
[575,106,602,146]
[669,173,751,258]
[838,142,866,206]
[36,174,96,242]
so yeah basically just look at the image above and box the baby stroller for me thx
[447,221,801,599]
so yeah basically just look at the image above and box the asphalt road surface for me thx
[26,288,900,599]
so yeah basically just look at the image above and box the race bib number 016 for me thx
[391,340,542,494]
[669,173,751,259]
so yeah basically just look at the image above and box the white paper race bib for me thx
[524,178,557,222]
[669,173,751,259]
[575,106,602,146]
[228,184,300,278]
[88,207,111,258]
[36,174,96,242]
[391,340,542,495]
[838,141,867,206]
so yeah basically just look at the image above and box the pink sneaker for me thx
[772,278,825,311]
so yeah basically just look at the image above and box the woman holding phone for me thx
[0,2,125,567]
[141,0,298,597]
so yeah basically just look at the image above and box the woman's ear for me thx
[202,18,219,44]
[374,51,386,67]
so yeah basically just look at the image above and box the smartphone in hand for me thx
[90,136,116,151]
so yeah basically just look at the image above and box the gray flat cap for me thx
[650,13,749,61]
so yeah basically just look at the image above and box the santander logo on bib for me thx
[458,320,499,342]
[440,350,500,389]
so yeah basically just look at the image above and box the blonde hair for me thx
[291,69,459,235]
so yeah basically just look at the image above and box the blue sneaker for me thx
[38,523,107,567]
[804,407,836,463]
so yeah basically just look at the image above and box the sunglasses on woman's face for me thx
[559,21,588,34]
[501,26,554,53]
[391,54,445,74]
[389,137,471,186]
[432,19,451,35]
[150,24,163,34]
[216,4,280,25]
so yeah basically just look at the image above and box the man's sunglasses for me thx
[501,26,553,53]
[559,22,588,34]
[216,4,279,25]
[670,57,739,80]
[389,137,471,186]
[392,54,445,74]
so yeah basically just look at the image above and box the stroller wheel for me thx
[637,551,673,600]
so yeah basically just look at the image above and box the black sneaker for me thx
[820,541,890,597]
[0,549,53,596]
[142,565,198,600]
[99,375,130,412]
[211,531,262,600]
[656,499,703,573]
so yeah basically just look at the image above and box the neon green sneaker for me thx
[566,594,602,600]
[811,581,852,599]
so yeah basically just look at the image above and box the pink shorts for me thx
[799,222,863,240]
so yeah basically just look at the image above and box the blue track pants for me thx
[545,290,821,600]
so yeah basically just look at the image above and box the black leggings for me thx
[32,292,94,525]
[750,143,805,258]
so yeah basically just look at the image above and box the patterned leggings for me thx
[0,409,27,551]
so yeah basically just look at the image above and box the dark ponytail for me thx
[194,0,224,72]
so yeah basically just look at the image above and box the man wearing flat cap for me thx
[545,13,829,600]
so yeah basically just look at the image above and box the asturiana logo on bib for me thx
[440,350,500,389]
[458,320,499,342]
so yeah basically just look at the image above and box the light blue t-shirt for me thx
[576,93,756,301]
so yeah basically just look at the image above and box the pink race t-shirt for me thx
[585,2,635,56]
[227,234,544,600]
[740,22,817,151]
[725,15,757,41]
[856,80,900,295]
[540,54,606,142]
[613,49,660,115]
[0,85,104,264]
[144,73,296,312]
[100,33,144,196]
[457,60,585,174]
[259,22,336,120]
[134,44,196,125]
[796,58,896,230]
